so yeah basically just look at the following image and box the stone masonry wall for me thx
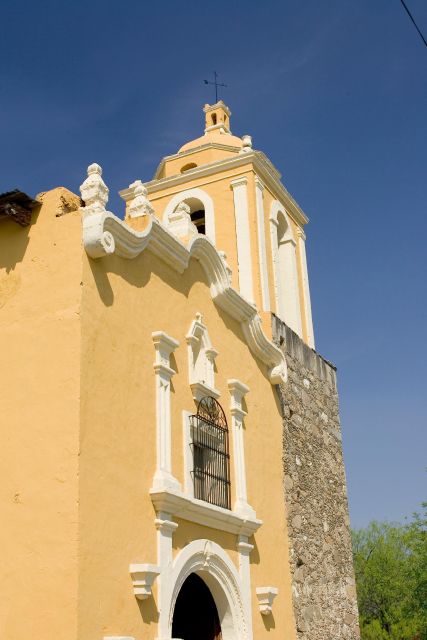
[272,316,360,640]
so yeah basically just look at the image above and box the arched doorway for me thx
[172,573,222,640]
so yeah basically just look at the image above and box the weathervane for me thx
[204,71,227,103]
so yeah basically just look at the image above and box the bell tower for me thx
[120,102,315,348]
[203,101,231,133]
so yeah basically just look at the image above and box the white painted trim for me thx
[270,201,303,337]
[254,177,271,312]
[152,332,181,493]
[296,228,315,348]
[162,187,216,244]
[230,177,255,304]
[82,208,287,384]
[182,410,193,498]
[150,487,262,537]
[227,380,255,520]
[157,539,252,640]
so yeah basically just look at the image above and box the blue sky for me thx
[1,0,426,528]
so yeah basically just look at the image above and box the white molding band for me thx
[227,380,255,519]
[296,228,315,348]
[119,150,309,229]
[162,187,216,244]
[150,487,261,537]
[152,332,181,493]
[254,178,271,312]
[80,166,287,385]
[230,177,255,304]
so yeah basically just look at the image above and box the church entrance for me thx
[172,572,222,640]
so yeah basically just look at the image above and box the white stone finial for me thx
[240,135,253,153]
[128,179,154,218]
[79,162,109,215]
[167,201,198,240]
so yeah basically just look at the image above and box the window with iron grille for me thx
[189,396,231,510]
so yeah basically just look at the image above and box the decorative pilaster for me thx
[152,332,180,493]
[155,511,178,570]
[230,177,254,304]
[280,234,303,336]
[227,379,255,519]
[296,228,315,348]
[237,534,254,636]
[254,177,271,312]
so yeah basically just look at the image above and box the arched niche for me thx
[269,201,302,336]
[163,188,216,244]
[160,539,249,640]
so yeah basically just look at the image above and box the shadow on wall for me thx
[137,592,159,625]
[0,209,38,273]
[87,249,273,386]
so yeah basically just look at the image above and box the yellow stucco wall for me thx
[158,145,239,179]
[0,189,82,640]
[2,174,301,640]
[78,244,296,640]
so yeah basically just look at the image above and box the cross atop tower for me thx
[204,71,227,103]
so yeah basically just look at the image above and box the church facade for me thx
[0,102,360,639]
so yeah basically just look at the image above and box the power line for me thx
[399,0,427,48]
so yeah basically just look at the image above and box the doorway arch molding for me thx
[163,188,216,244]
[160,539,250,640]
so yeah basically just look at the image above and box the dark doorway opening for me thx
[172,573,222,640]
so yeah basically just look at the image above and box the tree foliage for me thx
[352,504,427,640]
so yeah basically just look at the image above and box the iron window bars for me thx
[190,396,231,510]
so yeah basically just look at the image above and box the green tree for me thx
[352,506,427,640]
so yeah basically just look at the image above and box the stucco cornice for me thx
[119,152,308,227]
[82,209,287,384]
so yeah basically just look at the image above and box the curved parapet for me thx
[80,164,287,384]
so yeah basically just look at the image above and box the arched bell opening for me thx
[163,189,216,244]
[184,197,206,235]
[172,572,222,640]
